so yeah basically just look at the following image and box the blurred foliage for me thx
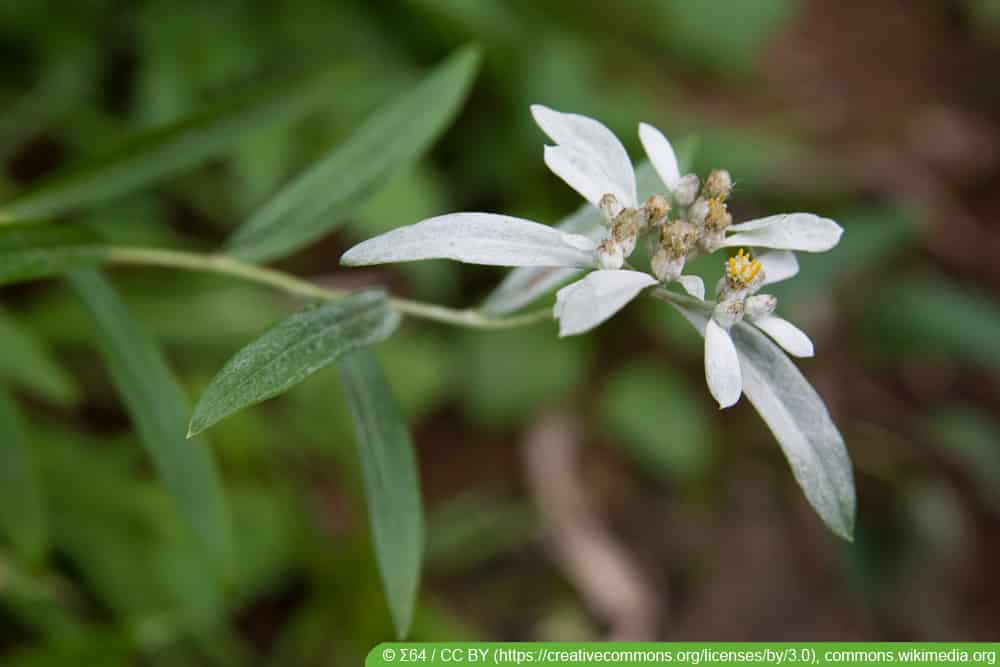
[1,0,1000,661]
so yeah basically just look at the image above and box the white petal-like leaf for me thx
[553,270,656,337]
[341,213,597,268]
[752,315,814,358]
[704,318,742,408]
[757,249,800,286]
[723,213,843,252]
[531,105,636,208]
[638,122,680,191]
[481,162,661,315]
[671,303,855,540]
[676,275,705,301]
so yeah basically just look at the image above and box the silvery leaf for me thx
[757,250,799,287]
[638,122,681,190]
[676,275,706,301]
[531,105,637,208]
[705,318,742,409]
[672,303,855,540]
[723,213,843,252]
[341,213,597,268]
[751,315,814,358]
[481,162,660,315]
[553,270,657,337]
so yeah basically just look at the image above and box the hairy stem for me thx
[101,246,551,330]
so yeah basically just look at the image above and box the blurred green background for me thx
[3,0,1000,663]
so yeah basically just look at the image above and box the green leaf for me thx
[188,291,400,437]
[337,350,423,639]
[0,310,79,406]
[0,224,105,286]
[0,388,47,560]
[32,424,226,636]
[227,45,481,262]
[68,270,232,569]
[1,65,356,221]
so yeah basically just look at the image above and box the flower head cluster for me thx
[341,106,843,408]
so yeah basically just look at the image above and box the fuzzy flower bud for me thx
[599,193,623,226]
[712,298,745,329]
[661,220,699,256]
[640,193,670,228]
[704,197,732,233]
[651,248,685,283]
[703,169,733,201]
[612,208,641,257]
[596,238,624,269]
[673,174,700,207]
[688,197,710,225]
[700,230,725,253]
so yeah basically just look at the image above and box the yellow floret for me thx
[726,248,762,286]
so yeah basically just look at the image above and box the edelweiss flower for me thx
[698,248,813,408]
[342,105,665,337]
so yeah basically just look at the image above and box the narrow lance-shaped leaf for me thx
[227,45,481,262]
[0,224,106,286]
[188,291,400,437]
[341,213,597,268]
[337,350,423,639]
[1,65,358,221]
[673,303,855,540]
[68,270,233,568]
[0,387,48,560]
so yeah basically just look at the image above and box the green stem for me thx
[102,246,551,330]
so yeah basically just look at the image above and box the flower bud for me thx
[596,239,624,269]
[703,169,733,201]
[612,208,641,257]
[599,193,623,225]
[712,298,745,329]
[640,193,670,227]
[673,174,700,207]
[661,220,699,256]
[651,247,685,283]
[704,197,732,233]
[688,197,710,225]
[699,230,725,253]
[744,294,777,320]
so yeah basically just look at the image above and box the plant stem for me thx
[102,246,551,330]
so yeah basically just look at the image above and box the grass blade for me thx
[337,350,423,639]
[68,270,232,568]
[0,225,105,285]
[1,66,357,221]
[188,291,400,437]
[0,388,48,560]
[227,45,481,262]
[0,310,80,406]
